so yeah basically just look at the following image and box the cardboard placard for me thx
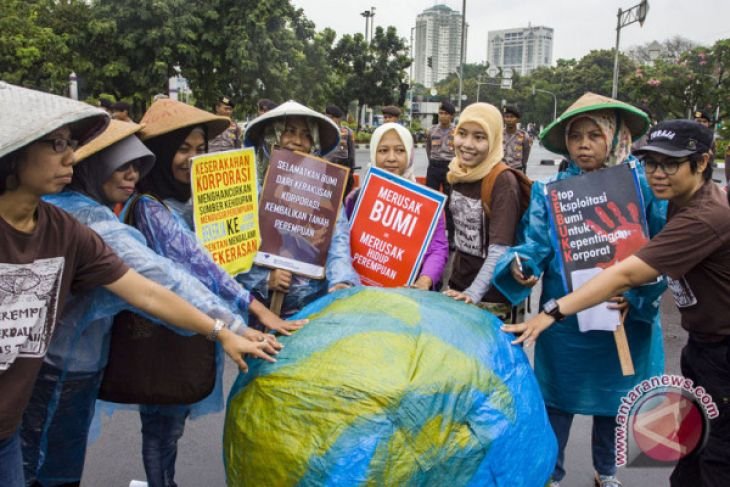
[349,166,446,287]
[546,163,649,376]
[191,148,259,275]
[254,148,348,279]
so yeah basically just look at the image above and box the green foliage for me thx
[4,1,730,134]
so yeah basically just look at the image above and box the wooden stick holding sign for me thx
[614,312,635,376]
[254,148,349,316]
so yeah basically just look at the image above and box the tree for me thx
[0,0,76,93]
[331,26,410,127]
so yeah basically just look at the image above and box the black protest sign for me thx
[546,163,650,292]
[254,148,349,279]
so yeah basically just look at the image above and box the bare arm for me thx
[104,269,277,371]
[502,256,660,345]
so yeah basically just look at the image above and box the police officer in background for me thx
[502,105,532,172]
[209,96,242,152]
[325,104,356,199]
[425,101,456,247]
[693,109,716,163]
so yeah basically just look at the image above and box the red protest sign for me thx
[254,148,348,279]
[350,167,446,287]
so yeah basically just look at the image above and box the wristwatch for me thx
[542,299,565,322]
[207,319,227,342]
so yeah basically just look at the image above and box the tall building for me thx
[414,4,467,88]
[487,25,553,76]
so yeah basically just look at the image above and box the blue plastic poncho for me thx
[23,191,246,485]
[236,207,361,317]
[493,158,667,416]
[125,195,252,322]
[224,287,557,486]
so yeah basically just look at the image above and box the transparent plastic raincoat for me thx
[21,191,244,485]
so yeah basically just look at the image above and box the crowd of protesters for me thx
[1,79,728,487]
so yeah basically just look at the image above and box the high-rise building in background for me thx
[414,4,467,88]
[487,25,553,76]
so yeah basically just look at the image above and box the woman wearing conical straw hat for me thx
[0,84,274,487]
[110,99,304,487]
[19,119,285,486]
[494,92,667,487]
[238,100,360,319]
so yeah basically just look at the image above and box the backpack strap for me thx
[481,162,533,219]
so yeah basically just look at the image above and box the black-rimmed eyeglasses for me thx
[641,157,690,175]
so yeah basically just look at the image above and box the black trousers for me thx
[670,337,730,487]
[425,159,454,245]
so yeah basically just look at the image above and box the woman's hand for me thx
[607,294,629,312]
[268,269,292,292]
[501,313,555,347]
[241,327,283,351]
[328,282,351,293]
[259,313,308,336]
[410,275,433,291]
[218,329,277,372]
[443,289,474,304]
[510,257,539,287]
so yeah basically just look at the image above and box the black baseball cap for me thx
[634,119,714,158]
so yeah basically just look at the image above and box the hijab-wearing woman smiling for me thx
[344,123,448,290]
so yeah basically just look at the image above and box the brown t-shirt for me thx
[636,181,730,338]
[0,201,128,439]
[449,170,521,302]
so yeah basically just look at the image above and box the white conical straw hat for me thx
[0,81,109,159]
[243,100,340,155]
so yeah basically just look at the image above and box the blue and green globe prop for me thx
[224,287,556,486]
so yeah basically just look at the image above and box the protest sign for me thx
[546,162,648,375]
[254,148,348,279]
[350,166,446,287]
[191,148,259,276]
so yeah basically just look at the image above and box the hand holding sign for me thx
[586,201,646,268]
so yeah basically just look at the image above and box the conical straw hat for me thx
[138,98,230,141]
[0,81,109,160]
[244,100,340,155]
[74,120,144,163]
[539,92,649,155]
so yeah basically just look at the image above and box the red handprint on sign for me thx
[586,201,648,268]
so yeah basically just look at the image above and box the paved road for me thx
[83,145,694,486]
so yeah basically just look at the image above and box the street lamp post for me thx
[360,9,373,42]
[532,86,558,121]
[409,26,415,129]
[457,0,466,114]
[612,0,649,98]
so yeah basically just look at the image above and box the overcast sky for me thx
[292,0,730,63]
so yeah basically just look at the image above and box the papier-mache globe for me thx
[224,287,556,486]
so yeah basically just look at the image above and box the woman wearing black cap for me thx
[504,120,730,487]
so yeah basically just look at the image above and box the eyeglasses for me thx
[642,157,690,175]
[39,138,79,153]
[115,160,144,173]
